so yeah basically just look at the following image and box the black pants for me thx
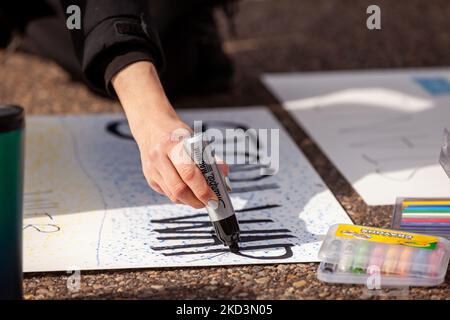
[18,0,233,97]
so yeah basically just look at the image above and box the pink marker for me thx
[428,243,445,276]
[367,245,385,271]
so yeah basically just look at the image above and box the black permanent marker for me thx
[183,133,240,253]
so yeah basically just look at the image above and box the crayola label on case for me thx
[335,225,439,250]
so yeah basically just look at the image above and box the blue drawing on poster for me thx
[414,77,450,96]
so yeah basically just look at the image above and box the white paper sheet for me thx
[262,69,450,206]
[23,107,351,272]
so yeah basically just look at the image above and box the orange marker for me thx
[396,247,415,276]
[382,246,401,274]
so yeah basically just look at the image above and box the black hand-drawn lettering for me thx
[230,183,279,193]
[23,191,61,234]
[150,205,296,260]
[23,212,60,233]
[160,244,294,259]
[23,224,61,233]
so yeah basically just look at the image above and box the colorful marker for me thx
[321,239,342,273]
[403,201,450,206]
[381,245,401,274]
[351,242,371,273]
[428,243,445,276]
[367,244,385,271]
[410,248,430,276]
[403,213,450,217]
[402,218,450,222]
[396,247,415,275]
[338,240,357,272]
[403,206,450,212]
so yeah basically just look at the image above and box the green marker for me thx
[351,241,371,273]
[0,105,25,300]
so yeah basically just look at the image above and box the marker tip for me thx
[229,243,240,253]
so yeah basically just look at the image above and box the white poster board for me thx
[263,69,450,205]
[24,107,351,272]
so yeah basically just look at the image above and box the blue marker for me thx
[410,249,430,276]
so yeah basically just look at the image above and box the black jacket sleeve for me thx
[61,0,165,97]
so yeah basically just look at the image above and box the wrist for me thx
[111,60,190,144]
[112,61,174,118]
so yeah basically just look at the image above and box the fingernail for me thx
[225,176,232,192]
[207,199,219,210]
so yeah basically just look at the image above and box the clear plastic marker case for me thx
[317,224,450,287]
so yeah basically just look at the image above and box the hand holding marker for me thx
[183,133,240,253]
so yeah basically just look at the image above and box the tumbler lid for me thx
[0,105,25,133]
